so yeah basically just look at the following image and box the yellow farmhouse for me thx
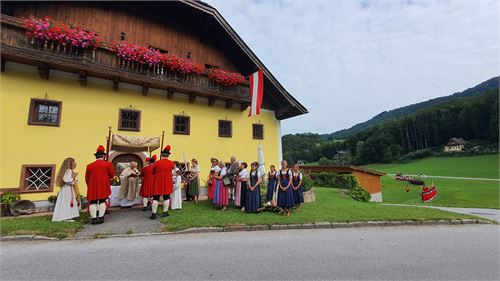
[0,1,307,206]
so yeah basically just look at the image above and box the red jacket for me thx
[152,158,175,195]
[139,165,154,197]
[85,159,115,201]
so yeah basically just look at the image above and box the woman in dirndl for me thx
[245,162,262,213]
[213,160,229,211]
[239,162,248,211]
[187,159,200,203]
[208,158,218,200]
[277,160,294,216]
[292,164,304,211]
[266,165,277,205]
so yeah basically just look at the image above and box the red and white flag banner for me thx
[248,69,264,117]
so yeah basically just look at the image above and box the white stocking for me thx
[142,197,148,207]
[89,204,97,218]
[163,200,170,213]
[152,200,159,214]
[98,203,106,218]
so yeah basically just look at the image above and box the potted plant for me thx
[1,192,21,216]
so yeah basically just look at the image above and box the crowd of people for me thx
[51,144,304,224]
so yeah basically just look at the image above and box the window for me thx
[118,109,141,131]
[28,98,62,126]
[218,120,232,138]
[252,124,264,140]
[19,165,55,193]
[173,115,190,135]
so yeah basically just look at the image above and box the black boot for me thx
[161,212,170,217]
[150,213,157,220]
[97,217,104,224]
[91,218,97,225]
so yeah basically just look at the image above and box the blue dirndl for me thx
[277,178,294,208]
[292,175,304,204]
[245,186,260,213]
[266,178,276,202]
[213,179,221,206]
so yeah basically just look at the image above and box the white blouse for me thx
[220,167,227,176]
[239,169,247,180]
[63,169,74,186]
[293,172,303,180]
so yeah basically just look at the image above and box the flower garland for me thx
[23,16,245,86]
[24,16,101,49]
[208,69,245,87]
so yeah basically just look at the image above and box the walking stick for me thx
[160,130,165,159]
[105,126,112,161]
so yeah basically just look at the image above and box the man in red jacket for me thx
[150,145,175,219]
[85,145,115,225]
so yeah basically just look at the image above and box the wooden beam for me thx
[208,97,216,106]
[275,105,292,119]
[240,103,250,112]
[78,70,87,86]
[167,89,174,99]
[225,101,234,109]
[188,94,196,103]
[112,76,120,91]
[1,56,6,73]
[38,64,49,80]
[142,83,150,96]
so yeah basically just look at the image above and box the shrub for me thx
[48,195,58,204]
[301,174,314,192]
[0,192,21,206]
[318,157,334,166]
[398,148,433,162]
[308,172,358,190]
[349,186,371,202]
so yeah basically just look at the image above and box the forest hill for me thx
[283,88,499,165]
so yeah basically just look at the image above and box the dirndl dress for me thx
[266,172,277,202]
[292,173,304,204]
[245,171,260,213]
[277,170,294,208]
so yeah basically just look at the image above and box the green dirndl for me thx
[188,176,199,196]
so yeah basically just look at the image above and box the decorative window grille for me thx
[20,165,55,193]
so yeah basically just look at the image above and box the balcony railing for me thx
[0,15,250,105]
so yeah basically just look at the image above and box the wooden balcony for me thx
[0,15,251,110]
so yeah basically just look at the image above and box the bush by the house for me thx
[301,174,314,192]
[308,172,358,190]
[349,186,371,202]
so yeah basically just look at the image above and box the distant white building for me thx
[444,137,466,152]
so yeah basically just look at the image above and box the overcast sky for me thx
[208,0,499,135]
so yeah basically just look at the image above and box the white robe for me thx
[52,169,80,222]
[171,175,182,210]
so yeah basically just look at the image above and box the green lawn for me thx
[161,188,476,231]
[379,176,499,209]
[0,213,90,239]
[364,154,499,179]
[363,154,500,209]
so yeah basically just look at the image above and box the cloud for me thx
[208,0,499,134]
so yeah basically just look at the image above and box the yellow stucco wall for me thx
[0,62,281,201]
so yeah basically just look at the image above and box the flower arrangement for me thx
[24,16,101,49]
[208,69,245,87]
[113,42,204,75]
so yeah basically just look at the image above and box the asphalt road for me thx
[1,225,499,281]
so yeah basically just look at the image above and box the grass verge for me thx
[161,188,477,232]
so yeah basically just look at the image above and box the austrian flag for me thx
[248,69,264,117]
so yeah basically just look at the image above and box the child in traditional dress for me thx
[245,162,262,213]
[171,169,183,210]
[292,164,304,211]
[213,160,228,211]
[234,165,243,207]
[266,165,277,206]
[277,160,294,216]
[52,157,80,222]
[239,162,248,212]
